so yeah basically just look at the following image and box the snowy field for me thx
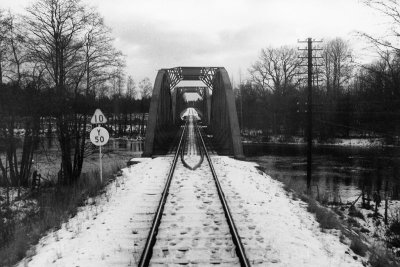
[17,156,363,266]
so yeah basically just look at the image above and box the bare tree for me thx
[321,38,354,97]
[139,77,152,99]
[83,11,124,96]
[138,77,152,135]
[0,10,41,189]
[126,75,137,99]
[248,46,305,134]
[361,0,400,98]
[24,0,87,184]
[110,67,125,97]
[0,83,41,188]
[249,46,303,95]
[0,10,11,84]
[23,0,124,184]
[24,0,90,91]
[362,0,400,52]
[4,11,27,85]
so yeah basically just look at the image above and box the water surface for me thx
[244,143,400,202]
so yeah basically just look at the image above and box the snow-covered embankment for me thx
[18,157,171,267]
[213,156,363,267]
[18,156,362,266]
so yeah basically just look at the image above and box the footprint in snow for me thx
[256,236,264,243]
[192,238,199,247]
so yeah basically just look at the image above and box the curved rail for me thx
[180,119,204,170]
[138,121,188,267]
[195,123,251,267]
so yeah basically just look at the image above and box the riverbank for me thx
[0,160,125,266]
[272,172,400,267]
[247,141,400,264]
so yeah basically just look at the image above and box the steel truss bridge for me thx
[143,66,243,158]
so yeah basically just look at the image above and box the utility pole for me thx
[306,38,313,191]
[239,69,243,130]
[6,155,9,205]
[298,38,322,191]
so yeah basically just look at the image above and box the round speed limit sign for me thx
[90,126,110,146]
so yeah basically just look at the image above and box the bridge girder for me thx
[143,67,243,158]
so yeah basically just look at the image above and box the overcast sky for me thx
[1,0,389,85]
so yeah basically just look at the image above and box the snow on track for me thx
[150,159,240,266]
[18,155,363,267]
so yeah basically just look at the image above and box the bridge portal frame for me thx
[143,66,243,158]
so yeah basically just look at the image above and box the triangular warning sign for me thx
[91,109,107,124]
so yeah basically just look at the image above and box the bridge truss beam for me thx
[210,68,243,157]
[143,67,243,158]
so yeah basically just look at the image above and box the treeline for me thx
[0,0,152,186]
[236,1,400,143]
[0,83,151,136]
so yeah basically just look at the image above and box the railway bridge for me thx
[143,66,243,158]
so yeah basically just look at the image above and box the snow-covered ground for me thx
[321,138,384,147]
[18,156,363,266]
[213,157,363,266]
[17,157,171,267]
[243,135,386,148]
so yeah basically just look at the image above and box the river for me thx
[244,143,400,202]
[9,137,400,203]
[98,141,400,203]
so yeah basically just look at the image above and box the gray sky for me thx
[1,0,389,85]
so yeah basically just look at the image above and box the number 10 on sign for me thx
[91,109,108,124]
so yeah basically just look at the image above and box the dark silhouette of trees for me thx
[0,0,152,190]
[248,46,304,135]
[351,51,400,140]
[0,83,42,187]
[317,38,354,139]
[241,37,400,143]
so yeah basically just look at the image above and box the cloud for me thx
[111,17,260,80]
[1,0,390,83]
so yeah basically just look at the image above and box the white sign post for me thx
[90,109,109,183]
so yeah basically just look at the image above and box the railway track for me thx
[138,115,250,266]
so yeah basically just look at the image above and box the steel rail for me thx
[138,121,188,267]
[195,123,251,267]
